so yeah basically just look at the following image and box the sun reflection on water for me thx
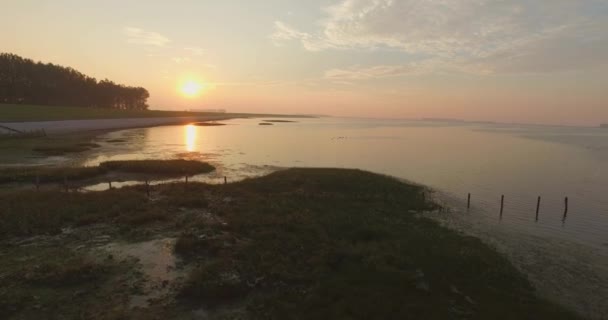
[185,124,197,152]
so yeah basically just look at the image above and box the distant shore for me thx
[1,115,240,135]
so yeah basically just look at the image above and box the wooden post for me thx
[535,196,541,222]
[467,193,471,209]
[224,176,227,185]
[562,197,569,221]
[185,176,189,184]
[108,181,112,190]
[500,195,505,218]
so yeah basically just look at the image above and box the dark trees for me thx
[0,53,149,110]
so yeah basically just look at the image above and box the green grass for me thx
[0,168,579,319]
[0,159,215,184]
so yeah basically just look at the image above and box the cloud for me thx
[124,27,170,47]
[325,64,425,81]
[270,21,331,51]
[184,47,205,56]
[273,0,608,73]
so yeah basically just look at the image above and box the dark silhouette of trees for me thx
[0,53,149,110]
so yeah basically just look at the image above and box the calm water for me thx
[76,117,608,251]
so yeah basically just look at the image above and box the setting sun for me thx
[180,80,203,98]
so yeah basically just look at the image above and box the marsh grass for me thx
[0,168,580,319]
[0,247,113,319]
[176,169,577,319]
[0,159,215,184]
[33,142,101,155]
[99,159,215,175]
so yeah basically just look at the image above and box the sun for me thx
[180,80,203,97]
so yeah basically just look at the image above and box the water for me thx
[75,117,608,251]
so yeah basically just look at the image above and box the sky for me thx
[1,0,608,126]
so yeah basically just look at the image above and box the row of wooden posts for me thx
[466,193,570,222]
[36,175,229,194]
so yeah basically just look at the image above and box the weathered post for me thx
[185,176,189,184]
[224,176,227,185]
[562,197,569,221]
[500,195,505,218]
[108,181,112,190]
[535,196,541,222]
[467,193,471,210]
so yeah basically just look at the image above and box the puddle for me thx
[103,238,184,309]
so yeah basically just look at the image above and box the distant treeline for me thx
[0,53,149,110]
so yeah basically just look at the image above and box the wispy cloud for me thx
[184,47,205,56]
[272,0,608,74]
[124,27,170,47]
[325,65,422,81]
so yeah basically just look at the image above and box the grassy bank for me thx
[0,169,578,319]
[0,159,215,184]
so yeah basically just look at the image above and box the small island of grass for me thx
[193,122,227,127]
[0,159,215,185]
[262,119,297,123]
[259,122,273,126]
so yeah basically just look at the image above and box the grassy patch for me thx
[263,119,297,123]
[0,131,102,162]
[32,142,101,156]
[177,169,576,319]
[0,188,149,237]
[258,122,273,126]
[0,247,114,319]
[0,166,105,184]
[100,159,215,175]
[193,122,227,126]
[0,160,215,184]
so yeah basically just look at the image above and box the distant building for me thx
[188,108,226,113]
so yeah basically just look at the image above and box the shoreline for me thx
[0,113,305,135]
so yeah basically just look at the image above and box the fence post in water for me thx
[562,197,569,222]
[224,176,227,185]
[108,181,112,190]
[467,193,471,210]
[535,196,541,222]
[500,195,505,218]
[185,175,189,184]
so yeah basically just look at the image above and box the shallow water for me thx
[67,117,608,251]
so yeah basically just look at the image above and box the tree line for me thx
[0,53,149,110]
